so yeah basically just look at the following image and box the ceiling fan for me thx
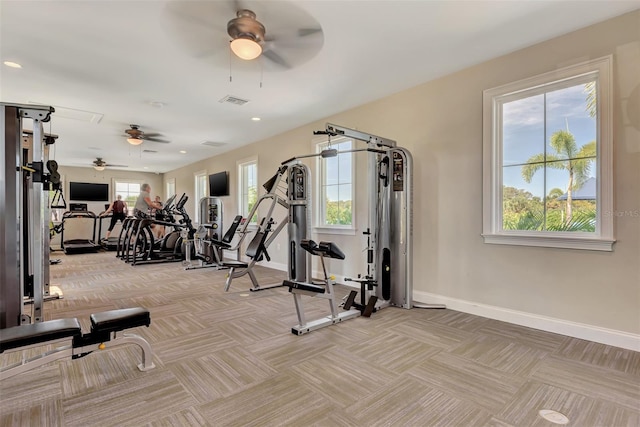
[163,1,324,70]
[124,124,170,145]
[92,157,127,171]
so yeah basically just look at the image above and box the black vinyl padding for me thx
[221,261,249,268]
[284,280,326,294]
[0,318,81,353]
[90,307,151,334]
[0,308,151,354]
[209,215,243,249]
[300,239,345,260]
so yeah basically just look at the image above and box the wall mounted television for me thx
[208,171,229,197]
[69,182,109,201]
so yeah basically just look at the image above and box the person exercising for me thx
[134,184,163,217]
[102,195,128,239]
[134,184,164,239]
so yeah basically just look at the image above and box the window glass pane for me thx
[502,94,545,167]
[317,138,353,228]
[239,161,258,222]
[501,80,597,233]
[502,168,544,230]
[325,156,339,186]
[338,152,351,184]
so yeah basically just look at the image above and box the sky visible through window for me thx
[502,83,596,199]
[323,139,352,202]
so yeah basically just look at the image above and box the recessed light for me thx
[179,150,187,154]
[3,61,22,69]
[149,101,165,108]
[143,167,149,170]
[251,117,261,121]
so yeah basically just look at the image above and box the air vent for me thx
[219,95,249,106]
[201,141,226,147]
[142,149,158,153]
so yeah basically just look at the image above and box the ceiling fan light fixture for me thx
[127,137,143,145]
[230,37,262,60]
[94,165,105,171]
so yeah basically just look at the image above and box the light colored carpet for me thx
[1,251,638,426]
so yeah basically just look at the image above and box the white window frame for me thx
[194,170,207,224]
[165,178,176,200]
[112,178,142,216]
[482,55,614,251]
[237,157,258,225]
[314,136,356,235]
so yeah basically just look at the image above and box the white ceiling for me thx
[2,1,638,173]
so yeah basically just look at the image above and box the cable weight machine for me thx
[285,123,444,319]
[1,103,62,328]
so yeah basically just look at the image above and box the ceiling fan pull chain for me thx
[229,47,233,83]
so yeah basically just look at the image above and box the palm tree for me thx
[521,130,595,224]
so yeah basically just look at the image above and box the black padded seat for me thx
[0,318,81,353]
[284,280,326,294]
[299,240,345,260]
[90,308,150,334]
[222,261,249,268]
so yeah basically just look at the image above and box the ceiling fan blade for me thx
[262,48,290,69]
[143,132,163,138]
[162,0,231,58]
[297,28,322,37]
[106,164,128,168]
[145,137,171,144]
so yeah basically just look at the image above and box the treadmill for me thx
[61,207,101,254]
[97,211,121,251]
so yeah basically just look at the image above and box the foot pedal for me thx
[362,296,378,317]
[343,290,357,310]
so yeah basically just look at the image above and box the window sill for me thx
[482,233,615,251]
[313,226,356,236]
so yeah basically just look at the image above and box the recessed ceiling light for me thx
[149,101,165,108]
[3,61,22,68]
[179,150,187,154]
[143,167,149,169]
[251,117,261,121]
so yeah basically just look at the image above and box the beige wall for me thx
[165,11,640,340]
[57,166,163,213]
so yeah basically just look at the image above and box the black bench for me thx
[91,307,150,334]
[1,318,81,354]
[0,308,154,380]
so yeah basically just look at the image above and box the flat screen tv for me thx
[208,171,229,197]
[69,182,109,202]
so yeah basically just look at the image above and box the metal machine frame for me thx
[283,123,416,311]
[1,103,58,328]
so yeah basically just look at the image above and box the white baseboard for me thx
[256,264,638,351]
[414,291,640,352]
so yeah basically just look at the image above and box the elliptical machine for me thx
[122,193,195,265]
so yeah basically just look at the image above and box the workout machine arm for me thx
[324,123,396,148]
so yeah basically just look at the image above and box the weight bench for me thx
[222,217,281,292]
[284,240,361,335]
[0,307,154,380]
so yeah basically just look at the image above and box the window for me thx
[194,171,207,224]
[316,137,354,231]
[482,56,614,251]
[166,178,175,200]
[237,158,258,224]
[113,180,141,216]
